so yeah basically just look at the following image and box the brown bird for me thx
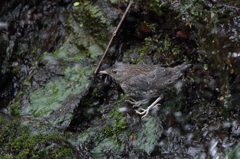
[99,62,191,118]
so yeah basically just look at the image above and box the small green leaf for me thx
[74,2,80,6]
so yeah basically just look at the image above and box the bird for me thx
[99,62,191,118]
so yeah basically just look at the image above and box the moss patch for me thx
[0,117,74,158]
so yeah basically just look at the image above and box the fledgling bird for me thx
[99,62,191,118]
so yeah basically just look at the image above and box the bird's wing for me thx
[126,72,156,91]
[125,66,173,91]
[149,67,175,89]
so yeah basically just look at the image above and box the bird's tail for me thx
[174,62,191,74]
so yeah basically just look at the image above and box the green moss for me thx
[72,2,110,50]
[0,118,5,124]
[37,52,45,61]
[104,111,126,135]
[96,106,126,142]
[134,117,163,155]
[77,94,128,149]
[93,87,104,98]
[12,66,20,74]
[0,118,74,158]
[21,63,93,118]
[172,48,180,56]
[88,44,104,60]
[15,91,23,98]
[144,21,157,31]
[9,101,20,116]
[168,88,176,99]
[204,64,208,70]
[142,0,169,17]
[98,95,128,140]
[109,0,121,3]
[22,74,33,88]
[219,143,240,159]
[164,37,171,51]
[50,145,73,158]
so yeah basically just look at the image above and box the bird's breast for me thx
[120,81,160,98]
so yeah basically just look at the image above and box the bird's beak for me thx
[99,70,108,74]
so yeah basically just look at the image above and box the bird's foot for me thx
[135,104,161,118]
[135,94,164,119]
[125,97,150,108]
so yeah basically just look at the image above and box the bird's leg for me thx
[135,94,164,119]
[125,97,150,108]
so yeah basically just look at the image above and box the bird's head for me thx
[99,62,130,83]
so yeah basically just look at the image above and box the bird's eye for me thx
[111,69,117,73]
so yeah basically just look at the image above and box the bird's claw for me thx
[135,104,161,119]
[125,98,141,108]
[125,97,149,108]
[134,95,164,119]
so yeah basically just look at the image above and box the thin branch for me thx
[94,1,134,74]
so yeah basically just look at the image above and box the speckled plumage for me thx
[100,62,190,98]
[99,62,191,118]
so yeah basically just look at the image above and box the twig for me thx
[94,1,134,74]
